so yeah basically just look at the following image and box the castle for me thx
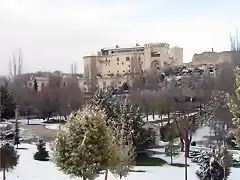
[82,42,183,92]
[27,42,183,92]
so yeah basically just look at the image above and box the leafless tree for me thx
[70,63,77,76]
[9,49,23,79]
[230,29,240,51]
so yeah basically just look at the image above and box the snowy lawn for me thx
[4,143,240,180]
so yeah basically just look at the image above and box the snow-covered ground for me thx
[143,112,198,122]
[5,143,240,180]
[6,118,64,131]
[2,117,240,179]
[8,118,45,125]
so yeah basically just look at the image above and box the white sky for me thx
[0,0,239,75]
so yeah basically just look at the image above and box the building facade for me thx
[83,42,183,91]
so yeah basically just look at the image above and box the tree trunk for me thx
[152,109,155,119]
[146,109,148,121]
[167,112,170,124]
[185,141,190,157]
[180,137,184,151]
[3,169,6,180]
[170,154,173,164]
[105,169,108,180]
[27,114,30,125]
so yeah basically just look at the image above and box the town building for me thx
[83,42,183,92]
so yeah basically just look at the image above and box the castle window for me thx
[126,57,130,61]
[84,82,86,85]
[122,62,124,65]
[117,63,119,65]
[117,58,119,61]
[117,71,119,73]
[128,70,131,72]
[123,70,125,73]
[128,65,130,67]
[106,58,107,61]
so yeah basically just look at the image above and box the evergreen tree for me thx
[33,78,38,92]
[33,139,49,161]
[90,89,119,124]
[109,130,135,179]
[14,107,20,148]
[120,99,156,151]
[165,141,180,164]
[0,86,16,120]
[52,105,116,180]
[216,148,232,179]
[228,68,240,147]
[0,142,19,180]
[196,149,231,180]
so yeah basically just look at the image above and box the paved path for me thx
[20,124,58,142]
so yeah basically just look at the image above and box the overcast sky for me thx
[0,0,239,75]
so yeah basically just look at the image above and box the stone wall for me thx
[191,51,232,66]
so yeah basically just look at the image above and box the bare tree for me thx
[9,49,23,79]
[230,29,240,51]
[70,63,77,76]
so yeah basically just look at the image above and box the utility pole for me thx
[184,128,188,180]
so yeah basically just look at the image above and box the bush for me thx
[33,139,49,161]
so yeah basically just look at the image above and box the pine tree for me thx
[216,148,232,179]
[0,86,16,120]
[52,105,116,180]
[33,78,38,92]
[0,142,19,180]
[14,107,20,148]
[90,89,119,124]
[227,68,240,147]
[122,99,156,151]
[165,140,180,164]
[33,139,49,161]
[108,126,135,179]
[196,149,231,180]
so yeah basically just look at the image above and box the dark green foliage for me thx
[0,86,16,120]
[33,139,49,161]
[91,89,156,152]
[90,89,119,123]
[135,156,167,166]
[33,78,38,92]
[196,150,231,180]
[0,142,19,180]
[121,82,129,92]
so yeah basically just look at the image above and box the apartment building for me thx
[83,42,183,91]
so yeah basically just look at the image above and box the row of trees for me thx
[1,75,84,122]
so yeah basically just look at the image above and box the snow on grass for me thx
[149,147,240,180]
[8,118,45,125]
[191,126,210,142]
[44,124,61,131]
[6,143,239,180]
[143,112,198,122]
